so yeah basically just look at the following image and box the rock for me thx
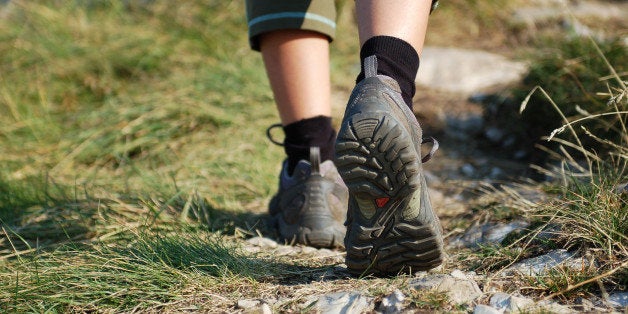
[237,299,261,309]
[315,248,337,258]
[562,19,598,39]
[461,163,477,177]
[483,221,528,244]
[447,113,485,133]
[574,297,595,312]
[310,292,372,314]
[490,292,534,312]
[378,290,405,314]
[273,245,297,256]
[300,246,317,254]
[450,269,469,280]
[257,303,272,314]
[534,300,573,314]
[452,220,529,248]
[247,237,278,249]
[473,304,503,314]
[417,47,528,95]
[513,2,627,26]
[410,273,483,304]
[615,182,628,195]
[484,127,505,143]
[513,150,528,160]
[238,300,272,314]
[608,292,628,308]
[504,249,589,276]
[489,167,504,179]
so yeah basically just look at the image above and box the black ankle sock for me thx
[356,36,420,110]
[283,116,335,175]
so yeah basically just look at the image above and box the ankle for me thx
[356,36,420,110]
[283,116,336,175]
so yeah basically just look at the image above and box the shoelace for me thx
[266,123,439,163]
[421,137,439,163]
[266,123,285,146]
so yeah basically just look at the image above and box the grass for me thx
[1,0,626,312]
[459,37,627,301]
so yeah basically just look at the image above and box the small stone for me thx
[247,237,278,249]
[378,290,405,314]
[535,300,573,314]
[490,292,534,312]
[504,249,580,276]
[457,221,529,248]
[300,246,317,254]
[237,299,261,309]
[257,303,272,314]
[485,127,505,143]
[446,114,485,134]
[462,163,477,177]
[450,269,468,280]
[609,292,628,308]
[315,248,337,258]
[615,182,628,195]
[274,245,297,256]
[312,292,372,314]
[574,297,595,312]
[513,150,528,160]
[410,274,482,304]
[483,220,529,245]
[502,135,516,148]
[489,167,504,179]
[473,304,503,314]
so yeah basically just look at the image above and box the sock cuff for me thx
[359,36,420,73]
[282,115,335,174]
[356,36,420,108]
[283,115,332,144]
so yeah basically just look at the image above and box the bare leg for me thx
[356,0,432,55]
[337,1,445,276]
[259,30,331,125]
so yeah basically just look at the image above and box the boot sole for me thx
[335,111,444,276]
[271,213,345,249]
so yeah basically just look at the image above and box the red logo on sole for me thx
[375,197,390,208]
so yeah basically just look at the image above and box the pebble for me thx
[615,182,628,195]
[378,289,405,314]
[503,249,589,276]
[256,303,272,314]
[484,127,505,143]
[461,163,477,177]
[574,297,595,312]
[446,113,485,134]
[247,237,278,249]
[473,304,503,314]
[311,292,372,314]
[490,292,534,312]
[609,292,628,308]
[451,220,529,248]
[273,245,296,256]
[237,299,261,309]
[410,273,483,304]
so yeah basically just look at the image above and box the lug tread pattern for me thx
[336,112,444,276]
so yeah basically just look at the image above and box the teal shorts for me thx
[245,0,439,51]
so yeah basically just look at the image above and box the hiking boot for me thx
[335,55,445,276]
[269,146,348,249]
